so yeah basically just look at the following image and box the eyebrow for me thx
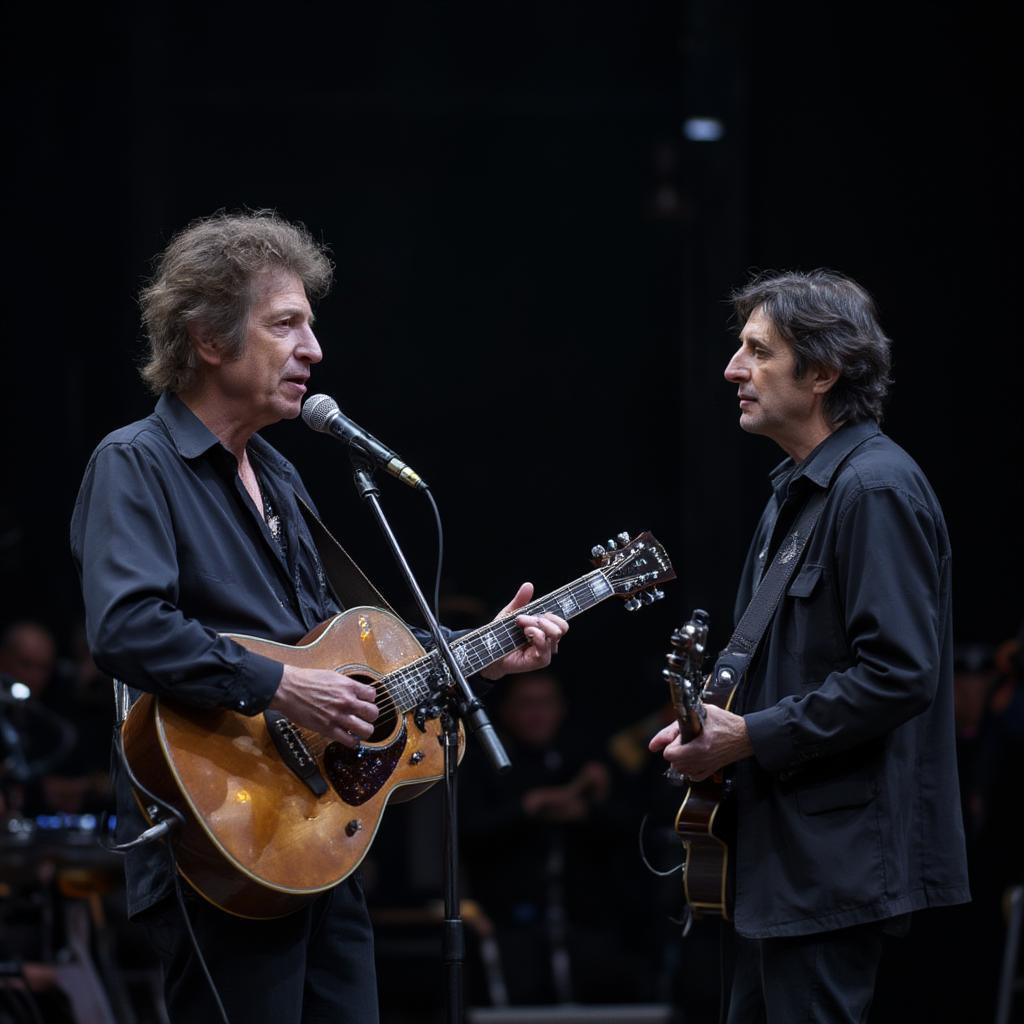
[266,306,315,324]
[739,328,771,346]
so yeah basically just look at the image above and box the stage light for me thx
[682,117,725,142]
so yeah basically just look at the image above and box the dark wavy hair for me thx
[139,210,333,395]
[731,268,893,425]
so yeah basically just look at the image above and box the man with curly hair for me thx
[71,210,568,1022]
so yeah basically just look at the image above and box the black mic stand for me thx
[349,455,511,1024]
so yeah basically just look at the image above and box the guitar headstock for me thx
[667,609,710,678]
[590,531,675,609]
[663,608,711,747]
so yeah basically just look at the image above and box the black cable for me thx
[103,720,231,1024]
[424,487,444,623]
[637,813,684,878]
[718,919,728,1024]
[172,873,231,1024]
[98,725,185,854]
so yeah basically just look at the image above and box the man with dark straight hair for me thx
[651,268,970,1022]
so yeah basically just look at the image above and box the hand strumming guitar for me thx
[267,581,569,748]
[270,665,380,749]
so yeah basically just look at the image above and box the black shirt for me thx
[71,394,356,914]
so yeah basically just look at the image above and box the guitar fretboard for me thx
[382,569,614,710]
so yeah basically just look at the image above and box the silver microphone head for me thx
[302,393,340,432]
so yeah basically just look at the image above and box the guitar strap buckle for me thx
[709,650,750,701]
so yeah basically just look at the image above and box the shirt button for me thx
[237,699,248,710]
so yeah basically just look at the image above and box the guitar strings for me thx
[292,553,654,756]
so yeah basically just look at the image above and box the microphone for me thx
[302,394,427,491]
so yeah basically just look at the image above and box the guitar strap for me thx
[710,487,826,691]
[114,497,396,725]
[296,495,396,615]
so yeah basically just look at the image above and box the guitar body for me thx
[662,612,738,921]
[121,606,464,919]
[673,666,739,920]
[120,530,676,920]
[675,777,735,919]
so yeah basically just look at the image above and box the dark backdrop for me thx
[1,1,1021,1013]
[4,0,1020,716]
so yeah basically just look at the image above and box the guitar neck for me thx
[675,700,705,743]
[385,569,615,711]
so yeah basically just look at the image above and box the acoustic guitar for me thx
[661,610,738,920]
[122,531,674,918]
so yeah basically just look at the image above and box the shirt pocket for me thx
[787,564,822,599]
[782,563,845,672]
[795,772,877,815]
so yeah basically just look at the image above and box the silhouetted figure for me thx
[460,670,653,1006]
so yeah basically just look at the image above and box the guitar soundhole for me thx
[345,672,399,744]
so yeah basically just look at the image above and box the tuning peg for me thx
[640,590,656,606]
[617,531,631,545]
[605,538,619,551]
[651,588,665,601]
[590,544,606,558]
[623,597,641,612]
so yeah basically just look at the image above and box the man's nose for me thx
[299,327,323,364]
[724,349,748,382]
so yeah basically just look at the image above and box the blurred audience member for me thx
[0,618,112,818]
[459,670,651,1006]
[0,619,57,697]
[939,624,1024,1021]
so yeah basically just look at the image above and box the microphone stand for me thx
[348,455,511,1024]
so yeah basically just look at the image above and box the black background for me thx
[1,0,1021,1015]
[3,0,1020,727]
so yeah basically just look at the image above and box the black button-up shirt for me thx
[71,394,372,914]
[727,420,970,937]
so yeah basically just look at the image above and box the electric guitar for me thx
[662,610,737,920]
[122,531,674,919]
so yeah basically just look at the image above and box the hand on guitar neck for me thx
[268,582,569,747]
[477,582,569,680]
[649,704,753,782]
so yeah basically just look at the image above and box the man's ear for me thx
[187,323,226,367]
[811,363,840,395]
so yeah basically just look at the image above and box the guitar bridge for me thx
[264,710,328,796]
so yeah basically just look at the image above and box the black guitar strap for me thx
[296,495,396,615]
[114,495,395,726]
[711,488,826,691]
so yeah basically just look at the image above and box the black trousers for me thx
[138,876,379,1024]
[726,919,899,1024]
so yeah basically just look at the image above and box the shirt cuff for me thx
[230,651,285,715]
[745,703,825,779]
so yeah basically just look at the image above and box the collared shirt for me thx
[71,394,369,914]
[726,420,969,937]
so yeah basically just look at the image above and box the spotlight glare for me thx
[682,117,725,142]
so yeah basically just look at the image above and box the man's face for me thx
[0,625,56,696]
[500,675,565,747]
[724,307,823,458]
[214,269,322,431]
